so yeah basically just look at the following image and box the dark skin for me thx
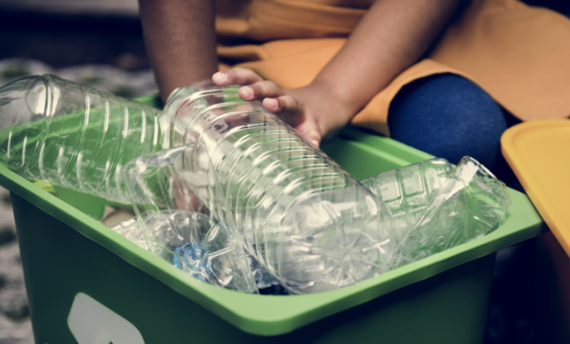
[139,0,461,147]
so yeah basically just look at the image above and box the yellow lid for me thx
[501,119,570,257]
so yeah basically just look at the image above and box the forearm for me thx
[312,0,461,120]
[139,0,218,101]
[210,0,464,145]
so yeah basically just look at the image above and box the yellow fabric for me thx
[215,0,570,136]
[216,0,370,41]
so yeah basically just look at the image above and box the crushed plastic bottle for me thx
[361,158,453,266]
[112,211,287,294]
[361,158,453,235]
[247,253,287,294]
[111,208,259,294]
[110,217,148,250]
[397,156,511,265]
[140,82,397,294]
[0,75,170,203]
[363,156,511,268]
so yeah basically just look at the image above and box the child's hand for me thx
[212,68,353,148]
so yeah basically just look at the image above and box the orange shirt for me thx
[215,0,570,136]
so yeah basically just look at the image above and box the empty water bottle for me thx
[397,156,511,265]
[0,75,170,203]
[362,156,511,268]
[360,158,453,266]
[247,253,285,293]
[361,158,453,236]
[110,208,258,294]
[110,216,148,249]
[155,81,395,294]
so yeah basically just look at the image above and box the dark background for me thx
[0,11,148,73]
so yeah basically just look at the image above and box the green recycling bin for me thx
[0,95,544,344]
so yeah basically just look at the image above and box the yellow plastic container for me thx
[501,119,570,255]
[501,118,570,343]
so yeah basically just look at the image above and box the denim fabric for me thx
[388,73,521,188]
[389,74,506,168]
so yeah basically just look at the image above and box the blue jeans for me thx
[388,73,521,188]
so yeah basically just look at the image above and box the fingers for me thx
[262,95,299,113]
[263,95,321,147]
[295,122,322,149]
[263,95,322,148]
[212,68,263,86]
[239,81,285,101]
[212,68,323,148]
[213,68,286,103]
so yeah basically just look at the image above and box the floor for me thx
[0,187,33,344]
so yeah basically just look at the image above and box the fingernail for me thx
[311,140,320,148]
[242,87,254,100]
[213,72,227,83]
[266,98,278,110]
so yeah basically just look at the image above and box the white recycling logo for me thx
[68,293,145,344]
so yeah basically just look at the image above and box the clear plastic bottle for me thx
[400,156,511,263]
[360,158,453,267]
[362,157,511,268]
[162,81,395,294]
[0,75,170,203]
[110,209,259,294]
[361,158,452,234]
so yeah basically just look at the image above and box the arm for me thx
[311,0,461,119]
[214,0,461,146]
[138,0,218,101]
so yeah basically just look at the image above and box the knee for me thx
[388,74,507,169]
